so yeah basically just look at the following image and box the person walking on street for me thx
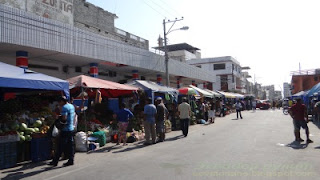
[208,101,216,124]
[143,98,157,145]
[235,100,243,119]
[49,96,75,167]
[155,97,168,142]
[178,97,191,137]
[252,100,257,112]
[289,98,313,143]
[116,103,134,146]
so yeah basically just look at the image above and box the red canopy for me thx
[67,75,138,98]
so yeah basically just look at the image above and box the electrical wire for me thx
[141,0,166,18]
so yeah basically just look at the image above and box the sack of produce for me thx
[75,132,87,152]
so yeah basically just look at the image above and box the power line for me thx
[147,0,177,18]
[141,0,166,18]
[158,0,183,17]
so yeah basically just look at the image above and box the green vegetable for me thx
[19,135,25,141]
[25,135,32,141]
[25,128,35,134]
[20,123,28,131]
[34,120,42,128]
[34,128,39,132]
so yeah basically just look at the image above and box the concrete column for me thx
[90,63,99,77]
[177,77,181,88]
[132,70,139,80]
[157,74,162,85]
[16,51,28,69]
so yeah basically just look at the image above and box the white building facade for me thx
[0,1,215,87]
[187,56,242,92]
[283,83,292,98]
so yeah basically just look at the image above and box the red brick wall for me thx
[291,75,320,94]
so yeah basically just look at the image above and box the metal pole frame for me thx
[163,18,185,87]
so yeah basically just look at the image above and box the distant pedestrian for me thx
[252,100,257,112]
[235,100,243,119]
[155,97,168,142]
[178,97,191,137]
[143,98,157,145]
[208,102,216,123]
[116,103,134,146]
[289,98,313,143]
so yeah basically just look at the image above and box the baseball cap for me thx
[156,97,162,101]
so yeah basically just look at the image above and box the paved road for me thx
[2,109,320,180]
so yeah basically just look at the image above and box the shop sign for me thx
[0,0,74,25]
[27,0,74,25]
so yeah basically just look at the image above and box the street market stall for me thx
[126,80,178,131]
[189,85,215,98]
[67,75,139,151]
[127,80,178,101]
[0,62,70,168]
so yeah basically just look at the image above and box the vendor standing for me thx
[155,97,168,142]
[143,98,157,145]
[116,103,134,146]
[49,96,75,167]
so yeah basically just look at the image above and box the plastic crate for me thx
[0,142,17,169]
[31,137,51,162]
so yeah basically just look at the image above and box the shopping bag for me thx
[52,125,59,137]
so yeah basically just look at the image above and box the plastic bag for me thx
[75,132,87,152]
[52,125,59,137]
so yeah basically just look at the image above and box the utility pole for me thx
[163,19,169,87]
[163,18,188,86]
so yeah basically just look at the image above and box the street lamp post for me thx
[163,18,188,86]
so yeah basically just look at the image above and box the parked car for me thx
[256,100,271,110]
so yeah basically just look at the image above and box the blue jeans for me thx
[53,131,74,164]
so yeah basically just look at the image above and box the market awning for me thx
[189,85,214,98]
[204,89,223,97]
[292,91,306,97]
[217,91,236,98]
[178,87,199,96]
[306,82,320,97]
[0,62,69,98]
[233,93,245,98]
[67,75,138,98]
[126,80,177,94]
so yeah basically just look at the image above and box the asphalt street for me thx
[1,109,320,180]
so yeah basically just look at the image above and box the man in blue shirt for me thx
[143,98,157,145]
[49,96,75,167]
[117,103,134,146]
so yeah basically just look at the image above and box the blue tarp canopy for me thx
[306,82,320,98]
[0,62,69,98]
[292,91,306,98]
[126,80,177,101]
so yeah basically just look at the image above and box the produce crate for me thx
[0,142,17,169]
[31,137,51,163]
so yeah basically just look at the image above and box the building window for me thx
[196,65,201,68]
[214,63,226,70]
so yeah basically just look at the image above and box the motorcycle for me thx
[283,106,289,115]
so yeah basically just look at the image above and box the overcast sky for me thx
[87,0,320,91]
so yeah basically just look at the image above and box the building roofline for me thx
[187,56,240,65]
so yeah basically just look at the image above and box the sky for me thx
[87,0,320,91]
